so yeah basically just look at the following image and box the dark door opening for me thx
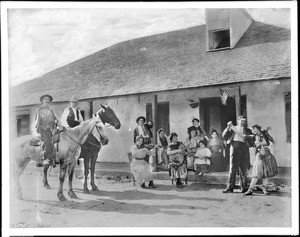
[199,97,237,136]
[199,95,247,136]
[146,101,170,136]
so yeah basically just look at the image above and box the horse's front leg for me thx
[57,161,67,201]
[83,157,90,193]
[43,164,51,189]
[90,152,99,191]
[67,161,78,198]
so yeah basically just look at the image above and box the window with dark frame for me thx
[17,115,30,137]
[208,29,231,51]
[284,92,291,143]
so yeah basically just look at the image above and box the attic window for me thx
[208,29,230,51]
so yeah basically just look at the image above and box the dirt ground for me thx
[10,167,291,229]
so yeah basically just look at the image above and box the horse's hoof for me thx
[57,193,67,202]
[92,186,99,191]
[44,184,51,190]
[83,188,90,194]
[68,191,78,199]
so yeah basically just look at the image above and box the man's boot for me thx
[148,181,156,188]
[243,188,253,196]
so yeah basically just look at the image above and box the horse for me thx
[11,115,108,201]
[80,104,121,193]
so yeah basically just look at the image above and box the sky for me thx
[7,7,291,87]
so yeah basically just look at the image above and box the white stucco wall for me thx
[242,80,291,167]
[11,79,291,167]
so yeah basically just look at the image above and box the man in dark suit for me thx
[222,115,253,193]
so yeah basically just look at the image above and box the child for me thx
[194,140,212,176]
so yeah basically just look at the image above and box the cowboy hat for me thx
[70,95,79,102]
[40,94,53,102]
[136,116,146,124]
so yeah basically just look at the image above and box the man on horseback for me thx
[35,94,59,167]
[61,95,83,128]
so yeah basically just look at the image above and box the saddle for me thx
[29,126,66,147]
[29,137,42,146]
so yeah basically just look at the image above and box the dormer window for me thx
[208,29,230,51]
[205,9,253,52]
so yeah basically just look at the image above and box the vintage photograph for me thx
[1,1,298,236]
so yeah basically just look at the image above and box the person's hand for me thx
[218,149,222,153]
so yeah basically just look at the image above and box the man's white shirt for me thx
[61,107,83,127]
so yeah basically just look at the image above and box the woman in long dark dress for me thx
[167,132,188,189]
[208,129,227,172]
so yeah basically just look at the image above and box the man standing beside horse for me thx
[35,94,59,167]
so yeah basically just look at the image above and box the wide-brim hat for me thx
[136,116,146,124]
[192,118,200,123]
[40,94,53,103]
[70,95,79,102]
[251,124,261,131]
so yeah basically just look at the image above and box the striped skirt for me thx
[251,147,278,179]
[168,163,188,179]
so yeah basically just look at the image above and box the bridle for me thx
[61,120,106,149]
[97,108,115,128]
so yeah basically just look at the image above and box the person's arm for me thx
[222,123,232,138]
[78,109,83,122]
[207,148,212,157]
[167,147,182,156]
[34,109,41,133]
[131,145,148,158]
[61,108,69,127]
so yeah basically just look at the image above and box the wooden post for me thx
[89,101,93,118]
[235,86,241,119]
[152,94,158,171]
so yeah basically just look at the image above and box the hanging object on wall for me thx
[219,88,235,106]
[187,98,199,108]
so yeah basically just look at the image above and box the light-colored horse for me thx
[11,116,108,201]
[80,105,121,193]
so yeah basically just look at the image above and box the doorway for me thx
[199,97,236,136]
[146,101,170,136]
[199,95,247,136]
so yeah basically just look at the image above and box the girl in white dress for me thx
[194,140,212,176]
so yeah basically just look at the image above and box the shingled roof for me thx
[10,21,290,107]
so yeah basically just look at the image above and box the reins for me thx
[61,124,104,149]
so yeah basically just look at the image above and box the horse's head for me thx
[96,104,121,129]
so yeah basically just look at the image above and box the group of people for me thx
[34,94,278,196]
[130,115,278,195]
[34,94,84,167]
